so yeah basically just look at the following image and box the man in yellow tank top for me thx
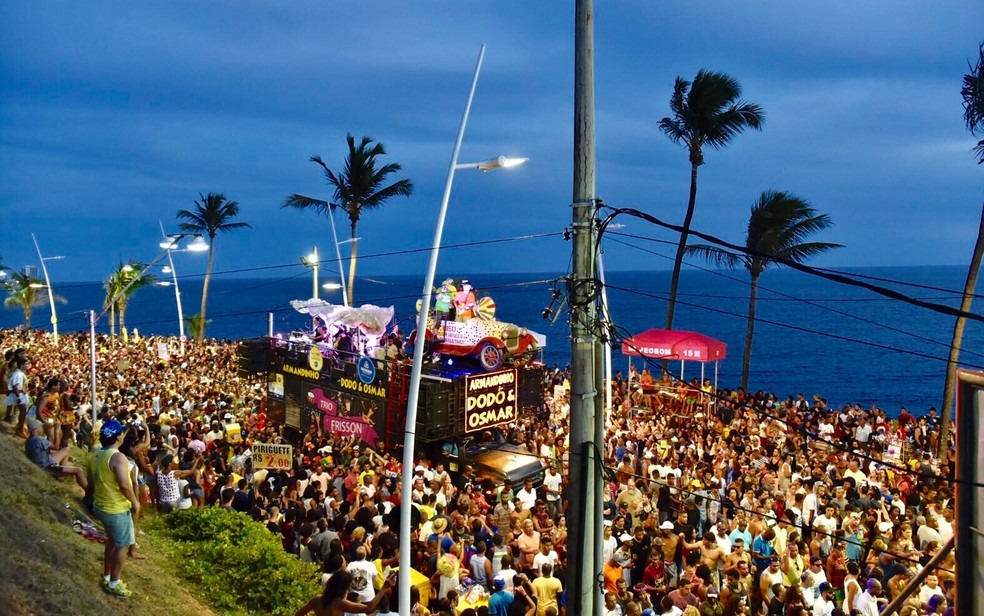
[85,419,139,599]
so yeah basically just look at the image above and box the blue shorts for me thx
[95,508,135,548]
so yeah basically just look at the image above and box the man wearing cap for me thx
[488,574,513,616]
[434,278,456,337]
[453,280,476,320]
[24,418,87,488]
[85,418,140,599]
[659,520,682,587]
[698,586,723,616]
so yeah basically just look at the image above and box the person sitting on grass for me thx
[24,418,87,490]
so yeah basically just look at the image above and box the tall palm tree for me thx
[939,42,984,457]
[4,271,64,330]
[103,262,156,335]
[177,193,250,340]
[659,70,765,331]
[686,191,841,391]
[284,134,414,304]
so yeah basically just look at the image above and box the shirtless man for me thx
[659,520,683,587]
[725,537,752,572]
[684,532,726,588]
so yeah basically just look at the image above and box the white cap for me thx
[660,521,675,530]
[620,533,633,543]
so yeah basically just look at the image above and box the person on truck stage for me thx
[453,280,476,320]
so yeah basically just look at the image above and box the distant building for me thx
[22,265,39,279]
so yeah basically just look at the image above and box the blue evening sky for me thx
[1,1,981,283]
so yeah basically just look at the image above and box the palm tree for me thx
[177,193,250,340]
[103,262,156,335]
[939,42,984,457]
[686,191,841,390]
[659,70,765,331]
[4,271,64,330]
[284,134,414,304]
[184,313,211,341]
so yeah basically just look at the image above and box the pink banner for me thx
[311,388,380,446]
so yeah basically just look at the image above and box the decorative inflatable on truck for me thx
[410,278,545,371]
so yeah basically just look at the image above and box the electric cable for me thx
[602,282,984,372]
[604,233,984,362]
[596,207,984,323]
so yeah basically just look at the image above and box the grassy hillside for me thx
[0,423,217,616]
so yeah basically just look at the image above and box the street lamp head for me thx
[321,282,342,291]
[122,264,134,273]
[160,235,181,250]
[29,283,46,289]
[158,281,172,287]
[186,235,209,252]
[476,155,529,172]
[162,265,172,274]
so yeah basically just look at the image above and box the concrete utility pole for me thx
[568,0,600,614]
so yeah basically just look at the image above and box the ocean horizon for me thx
[4,264,981,417]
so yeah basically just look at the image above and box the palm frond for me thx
[283,194,334,215]
[962,42,984,136]
[685,243,746,270]
[773,241,844,264]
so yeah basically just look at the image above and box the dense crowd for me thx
[2,328,958,615]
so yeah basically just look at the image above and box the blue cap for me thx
[100,418,127,439]
[493,576,505,588]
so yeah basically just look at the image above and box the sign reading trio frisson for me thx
[464,368,518,433]
[252,443,293,470]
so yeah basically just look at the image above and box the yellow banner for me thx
[252,442,293,470]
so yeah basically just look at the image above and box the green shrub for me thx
[161,508,320,615]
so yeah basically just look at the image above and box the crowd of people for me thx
[1,328,958,615]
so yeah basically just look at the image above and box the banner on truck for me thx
[464,368,518,433]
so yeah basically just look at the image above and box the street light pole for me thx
[88,233,204,427]
[312,247,319,300]
[399,43,485,616]
[160,221,186,354]
[327,212,349,307]
[31,233,63,345]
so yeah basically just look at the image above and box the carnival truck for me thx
[238,295,548,489]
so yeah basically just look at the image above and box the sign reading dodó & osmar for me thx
[464,368,518,433]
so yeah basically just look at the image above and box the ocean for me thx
[3,265,982,416]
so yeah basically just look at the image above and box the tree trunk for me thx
[665,161,699,331]
[199,240,215,340]
[119,301,127,333]
[939,202,984,458]
[109,303,115,337]
[24,305,31,331]
[347,218,358,305]
[741,273,759,392]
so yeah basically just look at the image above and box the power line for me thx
[598,207,984,323]
[603,234,984,363]
[602,282,984,372]
[606,229,984,300]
